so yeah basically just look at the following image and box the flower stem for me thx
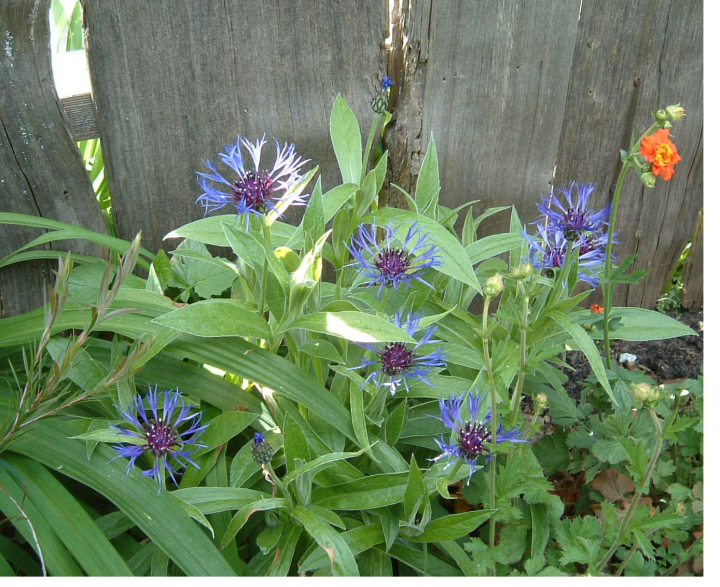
[509,282,529,428]
[481,298,498,575]
[602,161,628,368]
[602,123,659,368]
[361,112,383,182]
[597,407,664,572]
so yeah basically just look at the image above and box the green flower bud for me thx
[640,172,656,188]
[510,263,534,280]
[371,93,389,114]
[535,393,548,409]
[251,432,274,465]
[654,109,668,123]
[647,385,660,402]
[666,104,685,121]
[630,382,652,403]
[483,274,504,298]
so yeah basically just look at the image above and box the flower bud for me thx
[510,263,533,280]
[654,109,668,123]
[640,172,656,188]
[647,385,660,402]
[630,382,652,403]
[535,393,548,409]
[666,104,685,121]
[483,274,504,298]
[371,94,389,114]
[251,432,274,465]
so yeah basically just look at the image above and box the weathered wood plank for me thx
[0,0,107,317]
[682,208,702,308]
[387,0,583,234]
[84,0,387,253]
[552,0,702,308]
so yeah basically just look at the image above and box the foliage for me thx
[0,83,701,578]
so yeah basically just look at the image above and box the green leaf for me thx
[415,134,440,218]
[550,311,614,403]
[590,439,627,464]
[404,455,426,522]
[71,428,144,445]
[594,308,697,341]
[284,448,370,485]
[300,340,344,363]
[168,239,236,300]
[466,233,524,265]
[0,212,154,269]
[532,430,571,475]
[407,510,495,543]
[152,299,271,340]
[164,214,295,248]
[8,420,237,576]
[350,385,370,454]
[268,525,302,576]
[299,523,384,572]
[291,506,359,576]
[171,487,266,515]
[222,222,265,274]
[330,94,363,184]
[312,472,409,510]
[196,411,258,455]
[370,209,481,292]
[221,499,287,548]
[287,311,415,343]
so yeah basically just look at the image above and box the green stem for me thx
[265,463,294,508]
[509,283,529,428]
[602,122,660,368]
[597,408,664,572]
[481,297,498,575]
[602,162,629,368]
[615,541,638,576]
[662,531,702,576]
[361,112,382,182]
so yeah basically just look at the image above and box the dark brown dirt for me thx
[562,307,703,400]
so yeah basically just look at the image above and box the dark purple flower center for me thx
[546,246,565,268]
[578,236,598,255]
[380,342,415,376]
[233,170,272,211]
[145,421,178,456]
[374,248,411,283]
[458,421,491,460]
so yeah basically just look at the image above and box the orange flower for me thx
[591,304,604,314]
[640,128,681,180]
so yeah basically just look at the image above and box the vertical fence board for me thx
[388,0,583,234]
[554,0,703,308]
[682,209,702,308]
[0,0,107,317]
[84,0,387,254]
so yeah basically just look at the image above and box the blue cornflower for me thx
[536,182,612,241]
[347,221,442,293]
[381,76,394,89]
[522,224,610,288]
[432,391,528,484]
[353,311,446,395]
[196,135,308,229]
[111,386,207,492]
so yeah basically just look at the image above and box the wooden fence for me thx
[0,0,703,317]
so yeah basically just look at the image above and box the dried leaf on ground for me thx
[590,468,635,502]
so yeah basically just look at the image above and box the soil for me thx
[562,306,703,400]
